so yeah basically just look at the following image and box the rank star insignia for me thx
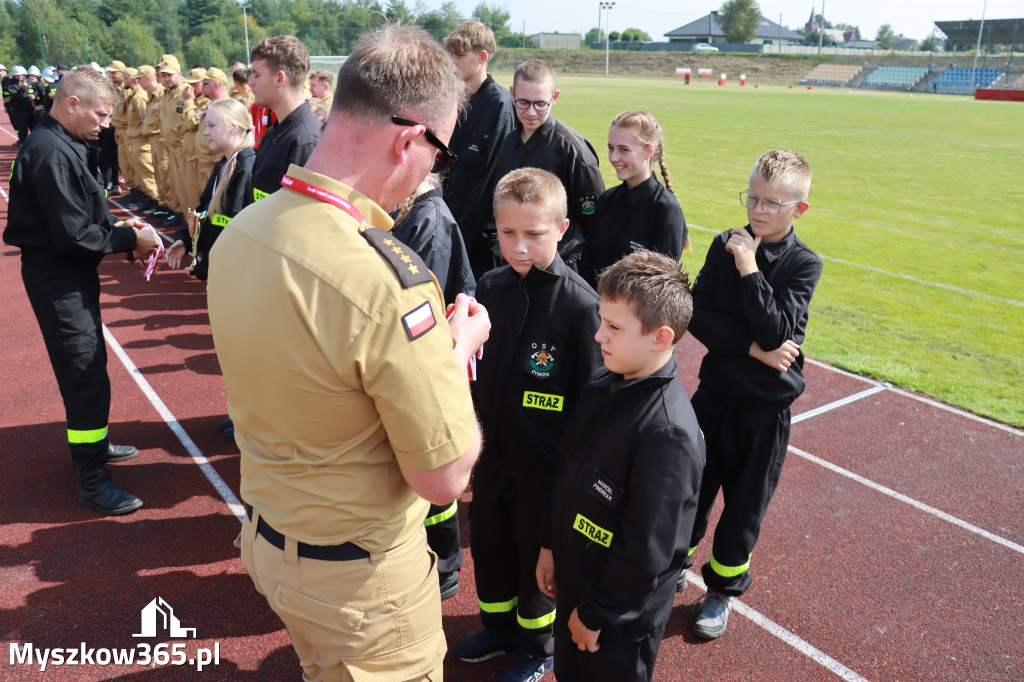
[383,238,395,246]
[400,255,412,263]
[391,246,403,254]
[408,264,420,274]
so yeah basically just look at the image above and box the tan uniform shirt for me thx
[141,86,165,139]
[230,86,254,108]
[179,94,209,164]
[207,165,477,553]
[159,82,188,150]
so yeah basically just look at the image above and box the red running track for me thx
[1,113,1022,681]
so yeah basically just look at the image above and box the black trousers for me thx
[98,126,119,188]
[685,385,791,597]
[21,250,111,471]
[424,501,463,577]
[553,612,665,682]
[11,110,33,142]
[470,459,556,658]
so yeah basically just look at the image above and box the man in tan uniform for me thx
[132,65,164,213]
[230,68,254,107]
[178,67,209,210]
[157,55,188,227]
[107,60,131,192]
[207,25,486,682]
[308,68,334,109]
[140,64,170,219]
[193,67,231,199]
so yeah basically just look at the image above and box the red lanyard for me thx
[281,174,366,224]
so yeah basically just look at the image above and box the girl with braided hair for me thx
[581,110,689,287]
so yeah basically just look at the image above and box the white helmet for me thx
[11,65,27,76]
[28,65,41,76]
[41,66,56,81]
[0,64,7,72]
[89,61,104,73]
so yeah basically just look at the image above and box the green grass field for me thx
[494,74,1024,426]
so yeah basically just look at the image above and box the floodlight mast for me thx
[971,0,987,90]
[600,1,615,76]
[239,0,251,63]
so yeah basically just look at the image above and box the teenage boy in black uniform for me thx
[4,67,162,515]
[455,168,602,682]
[537,250,705,682]
[683,149,823,639]
[7,66,36,145]
[487,60,604,274]
[243,35,321,207]
[442,20,516,277]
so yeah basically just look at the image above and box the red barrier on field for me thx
[975,88,1024,102]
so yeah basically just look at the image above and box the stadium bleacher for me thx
[801,63,863,87]
[1011,73,1024,89]
[931,67,1002,94]
[861,66,928,89]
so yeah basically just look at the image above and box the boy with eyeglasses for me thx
[682,149,822,639]
[486,59,604,275]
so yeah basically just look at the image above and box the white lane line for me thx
[102,323,245,522]
[792,385,889,424]
[789,444,1024,556]
[684,571,869,682]
[885,386,1024,438]
[688,223,1024,308]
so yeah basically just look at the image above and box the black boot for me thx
[105,444,139,463]
[78,468,143,516]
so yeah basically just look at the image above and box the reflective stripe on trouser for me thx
[21,251,112,471]
[686,385,791,597]
[470,458,556,657]
[424,501,463,576]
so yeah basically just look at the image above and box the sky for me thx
[454,0,1022,44]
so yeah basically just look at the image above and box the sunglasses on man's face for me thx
[391,115,458,174]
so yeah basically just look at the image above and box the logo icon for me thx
[527,342,556,379]
[133,597,197,638]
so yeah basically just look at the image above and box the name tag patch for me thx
[573,513,613,548]
[402,301,436,341]
[522,391,563,411]
[586,469,624,509]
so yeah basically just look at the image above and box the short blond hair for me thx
[54,66,117,106]
[309,69,333,86]
[753,149,811,201]
[333,24,464,131]
[493,168,567,227]
[445,21,497,55]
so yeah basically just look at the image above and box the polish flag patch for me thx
[402,301,436,341]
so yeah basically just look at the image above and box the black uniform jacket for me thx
[547,358,705,634]
[6,79,35,114]
[583,174,687,286]
[4,116,135,260]
[174,146,256,281]
[472,254,602,485]
[244,100,320,207]
[443,75,516,254]
[1,75,14,110]
[492,115,605,262]
[391,187,476,303]
[689,225,823,406]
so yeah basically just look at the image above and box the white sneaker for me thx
[693,591,733,639]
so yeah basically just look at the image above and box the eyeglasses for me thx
[513,98,552,112]
[391,115,458,174]
[739,190,802,215]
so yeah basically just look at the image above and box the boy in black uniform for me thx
[455,168,602,682]
[243,35,321,207]
[486,60,604,274]
[684,149,823,638]
[442,21,516,277]
[537,250,705,682]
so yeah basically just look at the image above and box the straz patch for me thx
[526,342,556,379]
[586,469,624,509]
[573,513,613,548]
[402,301,436,341]
[580,193,598,215]
[522,391,563,411]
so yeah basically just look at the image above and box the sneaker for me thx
[495,653,554,682]
[439,571,460,601]
[693,591,733,639]
[675,569,688,593]
[453,629,517,663]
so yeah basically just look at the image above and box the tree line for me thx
[0,0,516,68]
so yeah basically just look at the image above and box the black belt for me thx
[245,503,370,561]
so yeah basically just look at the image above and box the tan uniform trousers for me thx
[130,136,159,200]
[116,134,133,189]
[163,144,187,213]
[151,136,169,206]
[239,509,445,682]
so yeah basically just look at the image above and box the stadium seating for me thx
[861,66,928,89]
[931,68,1002,94]
[801,63,863,87]
[1011,73,1024,89]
